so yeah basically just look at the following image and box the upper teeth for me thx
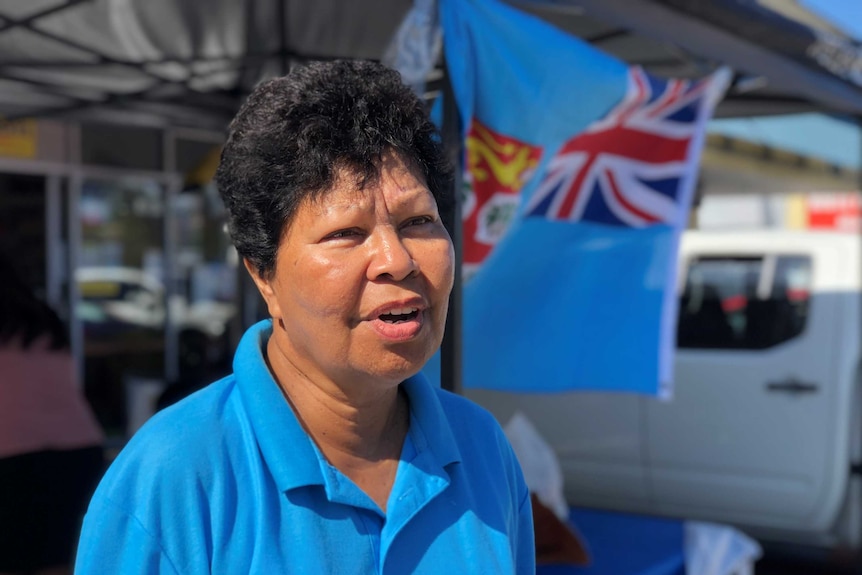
[386,307,417,316]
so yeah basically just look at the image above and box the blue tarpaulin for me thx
[539,508,685,575]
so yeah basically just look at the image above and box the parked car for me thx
[76,266,235,352]
[467,230,862,553]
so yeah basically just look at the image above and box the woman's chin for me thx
[361,346,434,384]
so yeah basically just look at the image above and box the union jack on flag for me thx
[525,67,711,228]
[439,0,730,396]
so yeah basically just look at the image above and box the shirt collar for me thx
[401,373,462,469]
[233,320,323,492]
[233,320,462,493]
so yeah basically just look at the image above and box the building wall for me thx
[695,132,861,231]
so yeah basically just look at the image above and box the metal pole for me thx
[279,0,288,75]
[45,174,63,311]
[440,55,463,395]
[67,171,84,388]
[163,176,182,384]
[162,132,180,384]
[858,116,862,380]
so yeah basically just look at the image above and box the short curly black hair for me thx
[215,59,453,279]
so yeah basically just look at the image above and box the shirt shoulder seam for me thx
[100,494,184,575]
[517,486,531,511]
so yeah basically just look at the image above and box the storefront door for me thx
[70,169,239,444]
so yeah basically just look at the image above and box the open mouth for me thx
[378,307,420,324]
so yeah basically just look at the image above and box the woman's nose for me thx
[368,228,418,281]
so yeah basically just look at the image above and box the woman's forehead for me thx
[304,181,432,217]
[307,160,430,211]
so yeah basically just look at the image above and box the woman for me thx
[0,256,104,575]
[75,60,534,574]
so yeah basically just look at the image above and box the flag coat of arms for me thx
[439,0,730,395]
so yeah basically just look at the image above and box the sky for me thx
[707,0,862,170]
[800,0,862,39]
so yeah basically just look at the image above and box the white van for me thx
[467,230,862,551]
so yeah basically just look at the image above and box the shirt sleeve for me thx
[74,496,181,575]
[515,489,536,575]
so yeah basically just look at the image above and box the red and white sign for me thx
[806,192,862,232]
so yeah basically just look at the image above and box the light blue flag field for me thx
[439,0,730,396]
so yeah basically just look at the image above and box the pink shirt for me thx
[0,336,104,458]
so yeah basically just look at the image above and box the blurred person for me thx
[0,255,104,575]
[74,60,534,574]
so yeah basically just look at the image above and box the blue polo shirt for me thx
[75,320,534,574]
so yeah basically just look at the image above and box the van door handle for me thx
[766,378,819,395]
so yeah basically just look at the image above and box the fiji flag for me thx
[441,0,730,396]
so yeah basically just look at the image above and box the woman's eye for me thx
[404,216,433,228]
[325,229,360,240]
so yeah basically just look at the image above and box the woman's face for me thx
[250,152,454,391]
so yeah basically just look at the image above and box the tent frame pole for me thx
[440,55,463,395]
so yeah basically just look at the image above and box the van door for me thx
[646,241,847,533]
[466,388,651,513]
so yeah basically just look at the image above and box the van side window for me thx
[677,255,812,350]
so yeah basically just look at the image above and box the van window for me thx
[677,255,811,349]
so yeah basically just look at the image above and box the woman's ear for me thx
[243,258,283,320]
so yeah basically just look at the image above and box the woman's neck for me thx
[266,335,409,512]
[265,336,409,464]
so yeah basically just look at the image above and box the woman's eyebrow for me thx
[310,196,372,217]
[386,186,435,206]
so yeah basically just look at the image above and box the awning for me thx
[517,0,862,118]
[0,0,859,128]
